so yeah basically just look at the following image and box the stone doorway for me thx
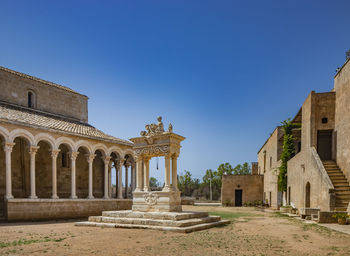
[305,182,311,208]
[235,189,242,206]
[317,130,333,160]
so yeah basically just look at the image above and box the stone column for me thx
[70,151,79,199]
[134,157,142,192]
[86,154,95,199]
[171,154,178,191]
[130,163,134,192]
[29,146,40,199]
[108,161,113,198]
[163,154,171,191]
[118,159,124,199]
[4,142,15,199]
[51,149,60,199]
[143,158,150,192]
[103,156,111,199]
[125,164,129,198]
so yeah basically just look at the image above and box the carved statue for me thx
[141,116,167,137]
[168,123,173,133]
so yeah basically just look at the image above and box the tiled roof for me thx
[0,66,87,98]
[0,102,132,146]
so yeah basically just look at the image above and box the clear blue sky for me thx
[1,0,350,182]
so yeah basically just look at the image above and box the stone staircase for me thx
[76,210,230,233]
[323,161,350,212]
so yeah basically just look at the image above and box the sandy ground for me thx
[0,205,350,256]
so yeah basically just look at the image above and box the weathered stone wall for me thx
[334,59,350,181]
[6,199,132,221]
[287,147,334,211]
[221,175,263,205]
[257,127,282,209]
[287,91,336,211]
[0,69,88,122]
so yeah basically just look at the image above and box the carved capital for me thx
[4,142,15,153]
[85,153,96,163]
[70,151,79,161]
[28,146,40,155]
[51,149,60,159]
[103,156,112,165]
[119,158,126,167]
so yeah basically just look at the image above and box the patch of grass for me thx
[0,237,66,248]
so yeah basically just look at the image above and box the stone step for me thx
[335,201,349,207]
[333,184,350,188]
[88,215,221,227]
[102,210,208,221]
[336,195,350,200]
[75,220,231,233]
[335,189,350,193]
[326,170,343,174]
[335,207,347,212]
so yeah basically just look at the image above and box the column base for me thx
[103,196,109,199]
[29,195,38,199]
[132,190,182,212]
[51,195,59,199]
[162,186,171,192]
[70,196,78,199]
[5,195,14,200]
[87,195,94,199]
[134,188,142,192]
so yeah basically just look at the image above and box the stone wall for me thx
[0,69,88,122]
[257,127,283,209]
[221,175,263,205]
[6,199,132,221]
[287,147,334,211]
[334,59,350,182]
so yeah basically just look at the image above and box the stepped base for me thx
[75,210,230,233]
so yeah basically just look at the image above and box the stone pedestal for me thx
[132,191,182,212]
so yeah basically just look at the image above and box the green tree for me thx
[178,170,195,196]
[233,162,251,175]
[278,119,300,192]
[149,177,159,187]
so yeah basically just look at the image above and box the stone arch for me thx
[123,149,135,160]
[92,144,108,157]
[305,182,311,208]
[75,140,93,154]
[9,129,35,145]
[107,146,123,158]
[0,125,9,141]
[55,137,75,151]
[34,133,55,149]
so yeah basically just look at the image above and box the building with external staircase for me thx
[287,58,350,214]
[258,58,350,216]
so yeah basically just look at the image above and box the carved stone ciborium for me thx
[130,117,185,212]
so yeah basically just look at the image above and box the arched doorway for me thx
[305,182,311,208]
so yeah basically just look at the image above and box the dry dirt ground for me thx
[1,205,350,256]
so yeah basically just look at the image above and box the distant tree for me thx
[178,170,196,196]
[149,177,159,188]
[233,162,251,175]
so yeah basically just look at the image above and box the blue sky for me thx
[1,0,350,183]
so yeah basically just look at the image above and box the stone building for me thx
[0,66,135,221]
[287,59,350,214]
[221,163,263,206]
[257,127,283,209]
